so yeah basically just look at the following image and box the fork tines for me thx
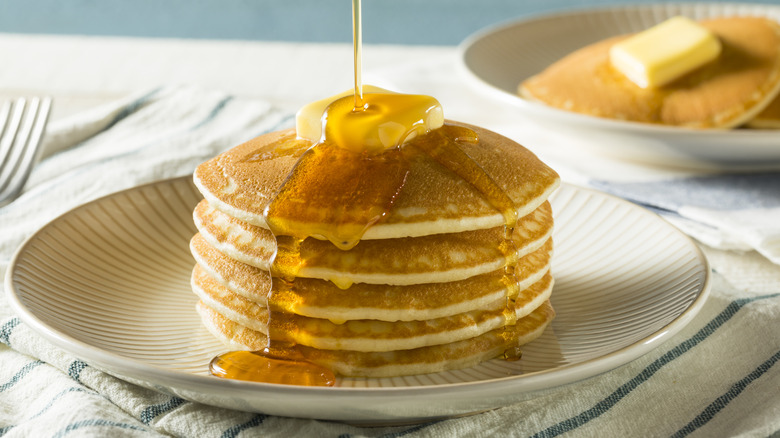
[0,96,52,206]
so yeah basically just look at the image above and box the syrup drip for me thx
[412,126,523,361]
[264,142,410,250]
[209,0,524,386]
[502,345,523,361]
[411,126,517,227]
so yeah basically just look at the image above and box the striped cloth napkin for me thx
[1,86,779,437]
[563,159,780,267]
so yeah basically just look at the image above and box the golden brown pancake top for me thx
[194,122,560,238]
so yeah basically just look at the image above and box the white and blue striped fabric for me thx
[587,173,780,266]
[1,87,778,437]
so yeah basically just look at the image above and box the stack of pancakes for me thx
[520,16,780,129]
[190,122,560,377]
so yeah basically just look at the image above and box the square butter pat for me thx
[609,16,722,88]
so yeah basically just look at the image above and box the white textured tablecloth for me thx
[1,34,779,437]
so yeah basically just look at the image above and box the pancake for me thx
[193,121,560,239]
[747,94,780,128]
[196,299,555,377]
[190,233,554,322]
[519,17,780,128]
[194,198,553,286]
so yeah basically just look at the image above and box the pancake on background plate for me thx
[520,17,780,129]
[190,117,560,378]
[747,94,780,128]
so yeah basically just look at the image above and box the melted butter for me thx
[296,87,443,153]
[323,93,444,154]
[209,0,524,386]
[295,85,390,143]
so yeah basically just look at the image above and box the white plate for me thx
[459,3,780,168]
[6,177,710,424]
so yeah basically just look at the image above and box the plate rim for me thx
[4,177,711,406]
[457,2,780,139]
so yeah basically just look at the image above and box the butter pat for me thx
[296,85,387,143]
[324,93,444,153]
[296,86,444,153]
[609,16,722,88]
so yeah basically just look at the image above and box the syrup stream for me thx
[352,0,363,109]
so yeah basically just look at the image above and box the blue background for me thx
[2,0,776,46]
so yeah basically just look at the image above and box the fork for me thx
[0,97,52,207]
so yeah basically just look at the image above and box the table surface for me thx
[1,3,780,435]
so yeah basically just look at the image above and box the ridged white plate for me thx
[6,177,710,423]
[460,3,780,168]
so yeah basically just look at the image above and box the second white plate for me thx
[6,177,710,423]
[459,3,780,168]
